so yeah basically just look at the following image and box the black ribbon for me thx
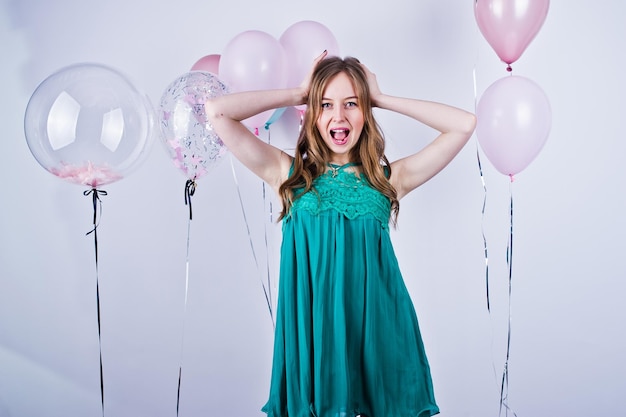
[184,179,196,220]
[476,147,518,416]
[499,184,517,417]
[83,187,107,417]
[177,366,183,415]
[177,179,197,415]
[84,188,108,237]
[476,148,491,312]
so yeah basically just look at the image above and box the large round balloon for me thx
[219,30,288,130]
[475,0,550,67]
[159,71,230,180]
[280,20,340,89]
[24,63,155,187]
[476,75,552,176]
[280,20,340,111]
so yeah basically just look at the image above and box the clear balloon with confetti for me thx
[159,71,230,181]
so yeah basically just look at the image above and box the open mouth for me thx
[330,128,350,145]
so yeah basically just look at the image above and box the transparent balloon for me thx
[159,71,230,180]
[24,63,155,187]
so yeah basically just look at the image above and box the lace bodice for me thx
[287,164,391,229]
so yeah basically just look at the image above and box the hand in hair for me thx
[298,50,329,106]
[358,62,383,108]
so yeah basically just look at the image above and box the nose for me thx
[332,105,345,121]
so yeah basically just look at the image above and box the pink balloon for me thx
[190,54,220,74]
[280,20,340,111]
[280,20,340,88]
[476,75,551,176]
[219,30,288,129]
[475,0,550,67]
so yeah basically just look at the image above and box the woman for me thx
[206,52,476,417]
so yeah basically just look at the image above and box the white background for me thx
[1,1,624,416]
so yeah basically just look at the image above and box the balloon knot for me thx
[506,65,513,72]
[184,179,197,220]
[509,174,516,182]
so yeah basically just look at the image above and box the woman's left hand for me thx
[360,63,383,107]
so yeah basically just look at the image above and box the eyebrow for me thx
[321,96,359,101]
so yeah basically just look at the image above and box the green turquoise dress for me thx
[262,163,439,417]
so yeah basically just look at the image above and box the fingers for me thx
[316,49,328,63]
[360,64,382,106]
[305,50,328,84]
[298,50,329,106]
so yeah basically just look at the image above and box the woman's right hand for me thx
[298,50,328,105]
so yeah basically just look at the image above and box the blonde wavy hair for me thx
[278,56,399,225]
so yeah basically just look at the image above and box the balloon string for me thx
[83,187,107,417]
[473,31,506,412]
[184,179,197,220]
[263,129,274,324]
[499,180,517,417]
[177,181,195,414]
[474,50,500,391]
[229,155,275,327]
[477,148,491,311]
[264,107,287,130]
[472,60,491,313]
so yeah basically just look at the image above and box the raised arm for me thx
[204,88,301,191]
[205,51,328,192]
[363,66,476,199]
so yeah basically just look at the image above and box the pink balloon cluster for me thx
[161,21,339,182]
[475,0,551,177]
[189,21,340,130]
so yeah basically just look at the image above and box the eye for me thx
[321,102,332,109]
[345,101,358,108]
